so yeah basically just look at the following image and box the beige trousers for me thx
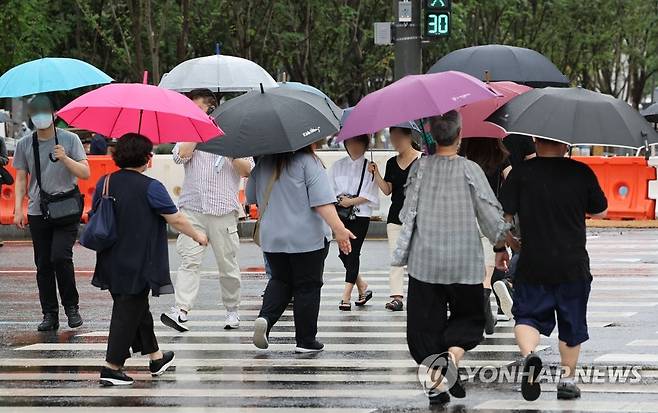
[174,209,241,312]
[387,223,406,297]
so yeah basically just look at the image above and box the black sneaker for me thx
[557,381,581,400]
[37,313,59,331]
[65,306,83,328]
[100,367,134,386]
[428,389,451,405]
[521,353,543,401]
[295,340,324,353]
[149,351,175,377]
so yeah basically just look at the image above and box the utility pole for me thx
[393,0,422,81]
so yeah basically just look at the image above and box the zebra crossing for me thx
[1,232,658,411]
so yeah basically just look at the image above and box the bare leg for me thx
[515,324,541,356]
[483,266,494,289]
[558,341,580,378]
[448,346,465,366]
[105,362,122,370]
[342,283,355,303]
[355,275,369,295]
[148,350,163,361]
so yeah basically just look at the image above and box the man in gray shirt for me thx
[12,95,90,331]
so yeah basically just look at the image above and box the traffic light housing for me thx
[424,0,451,38]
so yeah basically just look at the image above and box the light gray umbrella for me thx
[0,112,10,123]
[487,87,658,149]
[196,87,341,158]
[641,102,658,123]
[428,44,569,88]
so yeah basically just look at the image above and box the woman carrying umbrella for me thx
[368,124,422,311]
[92,134,208,386]
[329,135,380,311]
[248,144,354,353]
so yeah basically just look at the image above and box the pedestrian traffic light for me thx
[424,0,451,38]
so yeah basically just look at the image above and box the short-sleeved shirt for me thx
[12,129,87,215]
[503,134,535,168]
[246,152,336,253]
[329,155,380,217]
[384,155,417,225]
[94,175,178,216]
[499,157,608,284]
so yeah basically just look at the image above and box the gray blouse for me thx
[402,155,510,285]
[246,153,336,254]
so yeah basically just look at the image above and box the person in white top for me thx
[329,135,380,311]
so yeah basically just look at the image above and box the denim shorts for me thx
[512,279,591,347]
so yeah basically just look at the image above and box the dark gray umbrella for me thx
[427,44,569,88]
[487,87,658,149]
[196,87,341,158]
[641,102,658,123]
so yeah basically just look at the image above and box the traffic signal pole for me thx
[393,0,422,81]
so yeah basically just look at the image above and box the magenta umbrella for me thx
[57,83,223,143]
[459,81,532,139]
[336,71,500,142]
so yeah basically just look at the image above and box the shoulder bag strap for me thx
[355,159,367,197]
[259,173,277,218]
[31,132,44,192]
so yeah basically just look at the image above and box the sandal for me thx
[355,290,373,306]
[385,298,404,312]
[339,301,351,311]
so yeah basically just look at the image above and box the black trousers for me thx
[106,289,159,366]
[338,216,370,284]
[28,215,80,315]
[407,276,485,365]
[260,243,329,346]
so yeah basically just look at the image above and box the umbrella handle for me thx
[48,114,59,163]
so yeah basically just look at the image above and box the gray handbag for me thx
[391,157,427,267]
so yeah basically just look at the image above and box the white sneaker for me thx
[493,280,514,320]
[160,307,189,332]
[253,317,269,349]
[224,311,240,329]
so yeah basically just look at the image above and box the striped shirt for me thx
[173,145,254,217]
[403,156,510,285]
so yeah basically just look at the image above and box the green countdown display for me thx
[427,0,451,8]
[425,12,451,37]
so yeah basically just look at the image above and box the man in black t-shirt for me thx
[499,138,607,402]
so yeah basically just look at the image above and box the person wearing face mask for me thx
[12,95,90,331]
[161,89,253,333]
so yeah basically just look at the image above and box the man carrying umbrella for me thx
[161,89,253,332]
[12,95,90,331]
[499,138,608,401]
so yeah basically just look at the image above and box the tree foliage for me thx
[0,0,656,107]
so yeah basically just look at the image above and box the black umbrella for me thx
[196,87,342,158]
[487,87,658,149]
[427,44,569,88]
[641,102,658,123]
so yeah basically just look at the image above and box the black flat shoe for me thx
[557,381,581,400]
[65,306,83,329]
[385,298,404,312]
[428,389,451,405]
[521,352,543,401]
[37,313,59,332]
[355,290,373,306]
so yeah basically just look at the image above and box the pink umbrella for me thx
[57,83,223,143]
[459,81,532,139]
[336,71,500,142]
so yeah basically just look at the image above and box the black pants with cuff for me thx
[260,243,329,346]
[406,275,485,365]
[106,289,159,366]
[28,215,80,315]
[338,216,370,284]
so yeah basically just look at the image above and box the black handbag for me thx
[335,159,368,221]
[32,133,84,226]
[0,165,13,185]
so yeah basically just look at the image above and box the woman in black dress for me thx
[369,125,421,311]
[91,133,208,386]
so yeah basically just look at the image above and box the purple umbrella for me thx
[337,71,500,141]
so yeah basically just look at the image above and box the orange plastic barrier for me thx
[0,155,119,224]
[574,156,656,220]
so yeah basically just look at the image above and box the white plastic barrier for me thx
[648,156,658,219]
[146,151,399,219]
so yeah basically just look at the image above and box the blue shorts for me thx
[512,279,591,347]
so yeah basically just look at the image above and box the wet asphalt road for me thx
[0,229,658,412]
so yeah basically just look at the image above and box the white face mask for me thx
[31,113,53,130]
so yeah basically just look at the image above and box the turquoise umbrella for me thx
[0,57,113,98]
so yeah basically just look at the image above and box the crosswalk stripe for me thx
[475,400,658,412]
[0,358,513,368]
[595,354,658,363]
[163,309,639,317]
[16,342,547,353]
[0,409,374,413]
[627,340,658,346]
[217,299,658,307]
